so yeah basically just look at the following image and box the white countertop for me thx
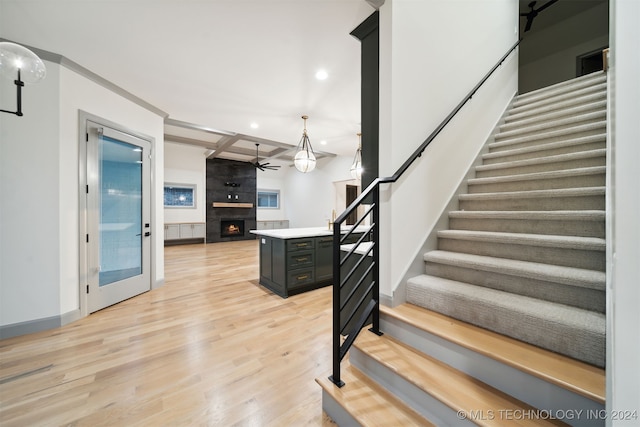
[250,225,369,239]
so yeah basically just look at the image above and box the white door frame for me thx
[78,111,156,316]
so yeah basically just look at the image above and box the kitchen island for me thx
[250,227,365,298]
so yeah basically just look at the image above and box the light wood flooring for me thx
[0,240,338,426]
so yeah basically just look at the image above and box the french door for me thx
[85,120,151,313]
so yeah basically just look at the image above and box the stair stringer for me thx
[378,312,605,427]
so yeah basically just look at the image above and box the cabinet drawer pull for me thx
[296,243,308,247]
[297,275,309,281]
[296,257,309,262]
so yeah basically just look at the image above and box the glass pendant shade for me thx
[294,115,317,173]
[350,133,363,180]
[0,42,47,83]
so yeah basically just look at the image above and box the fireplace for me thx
[221,219,245,237]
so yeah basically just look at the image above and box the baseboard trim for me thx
[0,308,81,340]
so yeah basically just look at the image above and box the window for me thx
[257,189,280,209]
[164,183,196,208]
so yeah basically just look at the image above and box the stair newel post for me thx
[329,220,345,387]
[369,184,382,336]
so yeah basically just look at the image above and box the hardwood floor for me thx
[0,241,337,426]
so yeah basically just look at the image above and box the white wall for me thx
[607,0,640,421]
[1,60,61,326]
[378,0,519,300]
[284,155,356,228]
[256,159,289,222]
[0,57,165,330]
[519,2,609,93]
[164,142,207,224]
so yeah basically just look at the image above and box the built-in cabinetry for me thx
[164,223,206,245]
[256,220,289,230]
[252,228,364,298]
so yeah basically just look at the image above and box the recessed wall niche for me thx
[206,158,257,243]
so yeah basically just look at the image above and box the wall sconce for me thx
[0,42,47,116]
[350,132,363,180]
[293,115,317,173]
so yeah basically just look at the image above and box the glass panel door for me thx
[99,136,143,286]
[86,121,151,313]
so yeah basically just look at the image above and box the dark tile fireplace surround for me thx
[206,158,257,243]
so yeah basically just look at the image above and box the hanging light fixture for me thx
[0,42,47,117]
[294,115,317,173]
[350,132,363,180]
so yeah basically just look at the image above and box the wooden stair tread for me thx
[382,304,605,404]
[354,331,569,427]
[316,363,435,427]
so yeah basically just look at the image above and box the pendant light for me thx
[0,42,47,117]
[294,115,316,173]
[350,132,363,180]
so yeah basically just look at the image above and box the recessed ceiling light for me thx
[320,140,327,145]
[315,69,328,80]
[250,122,259,129]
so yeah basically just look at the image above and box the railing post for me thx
[369,184,382,336]
[329,221,345,387]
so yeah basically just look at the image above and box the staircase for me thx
[317,72,607,426]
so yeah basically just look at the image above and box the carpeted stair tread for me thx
[505,92,607,124]
[437,229,605,251]
[467,166,606,189]
[500,100,606,132]
[380,304,605,404]
[459,186,604,201]
[423,250,605,291]
[485,134,606,160]
[448,209,605,221]
[316,363,435,427]
[406,275,605,367]
[458,186,605,211]
[513,73,606,106]
[448,210,605,237]
[492,121,606,148]
[476,149,606,174]
[496,110,606,140]
[437,229,605,271]
[353,331,570,427]
[510,83,607,118]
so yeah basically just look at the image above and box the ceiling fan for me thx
[520,0,559,32]
[252,143,281,171]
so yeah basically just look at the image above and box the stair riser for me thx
[448,217,605,238]
[484,141,606,165]
[406,282,605,367]
[490,126,606,153]
[496,112,606,141]
[423,263,605,312]
[501,103,606,132]
[379,313,606,427]
[476,156,606,178]
[468,173,606,193]
[349,346,476,427]
[513,82,606,111]
[505,96,607,125]
[459,195,604,211]
[438,238,605,271]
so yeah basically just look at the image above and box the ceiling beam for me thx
[206,135,243,159]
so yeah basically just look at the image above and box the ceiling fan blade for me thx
[536,0,558,13]
[524,16,534,32]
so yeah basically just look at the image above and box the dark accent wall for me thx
[206,158,257,243]
[351,11,379,193]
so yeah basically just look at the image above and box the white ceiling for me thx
[0,0,376,160]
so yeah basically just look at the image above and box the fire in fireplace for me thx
[221,219,245,237]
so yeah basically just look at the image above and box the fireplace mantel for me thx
[212,202,254,208]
